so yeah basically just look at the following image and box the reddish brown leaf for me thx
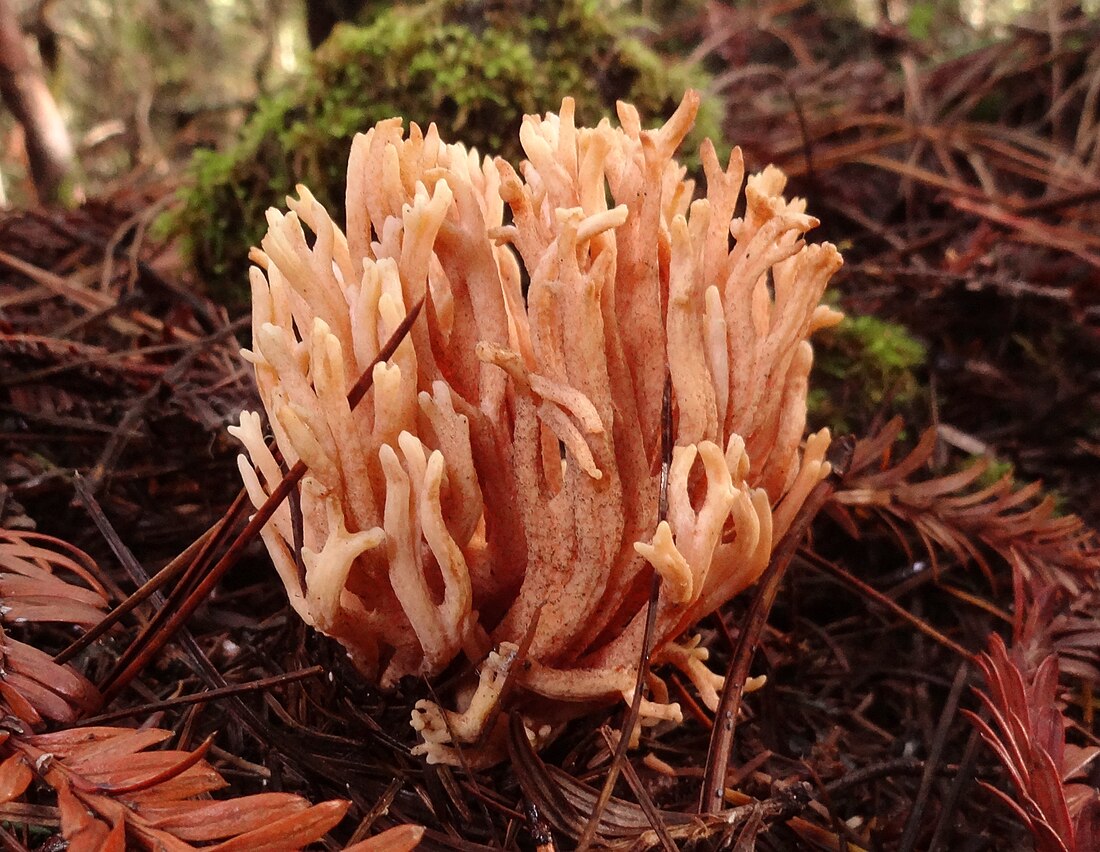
[968,634,1089,852]
[0,574,108,609]
[101,821,127,852]
[1,672,81,723]
[29,727,172,764]
[838,419,1100,595]
[1074,799,1100,851]
[343,824,426,852]
[0,597,110,627]
[1065,784,1100,820]
[138,793,312,841]
[74,752,225,799]
[125,770,228,804]
[0,532,109,597]
[0,680,42,726]
[4,638,100,710]
[1062,744,1100,782]
[78,789,192,852]
[1027,747,1075,844]
[205,800,350,851]
[57,778,117,852]
[13,723,351,850]
[0,753,32,804]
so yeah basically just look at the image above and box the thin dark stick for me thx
[347,779,404,844]
[823,757,925,795]
[699,437,854,814]
[97,298,424,703]
[897,658,971,852]
[76,666,325,727]
[576,372,673,851]
[0,824,32,852]
[802,760,857,851]
[78,328,268,670]
[598,727,678,852]
[472,608,543,751]
[797,547,975,662]
[928,726,983,852]
[93,489,250,687]
[72,470,294,737]
[54,527,215,664]
[69,473,140,603]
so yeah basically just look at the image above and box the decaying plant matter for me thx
[829,421,1100,851]
[233,90,843,762]
[965,634,1100,852]
[0,530,366,850]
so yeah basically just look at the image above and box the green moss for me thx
[170,0,722,306]
[973,456,1016,490]
[810,313,928,435]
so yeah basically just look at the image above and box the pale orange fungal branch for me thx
[232,90,843,763]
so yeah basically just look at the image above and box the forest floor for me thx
[0,6,1098,851]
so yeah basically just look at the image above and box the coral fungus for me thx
[231,90,843,763]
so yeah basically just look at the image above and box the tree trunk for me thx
[0,0,73,204]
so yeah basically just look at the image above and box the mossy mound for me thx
[810,314,928,435]
[172,0,721,306]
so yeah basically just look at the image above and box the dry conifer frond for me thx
[1034,593,1100,686]
[0,726,349,850]
[964,634,1100,852]
[1005,578,1100,692]
[833,418,1100,592]
[0,530,107,725]
[0,530,365,850]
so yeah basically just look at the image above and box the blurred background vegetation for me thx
[1,0,1093,210]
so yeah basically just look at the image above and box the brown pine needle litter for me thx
[0,7,1099,850]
